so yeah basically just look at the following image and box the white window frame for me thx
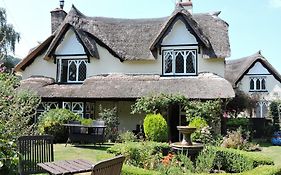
[62,101,84,117]
[249,76,267,91]
[162,48,197,76]
[57,56,88,83]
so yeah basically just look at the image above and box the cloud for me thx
[270,0,281,8]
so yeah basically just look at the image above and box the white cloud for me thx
[270,0,281,8]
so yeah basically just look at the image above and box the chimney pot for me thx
[178,0,193,14]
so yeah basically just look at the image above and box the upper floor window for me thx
[163,49,197,76]
[250,77,266,91]
[57,57,88,83]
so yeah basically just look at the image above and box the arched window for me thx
[175,52,184,73]
[250,79,254,90]
[256,79,261,90]
[261,79,266,90]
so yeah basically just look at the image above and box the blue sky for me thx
[1,0,281,72]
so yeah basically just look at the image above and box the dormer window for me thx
[163,49,197,76]
[57,56,88,83]
[249,77,266,92]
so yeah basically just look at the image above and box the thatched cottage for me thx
[225,51,281,118]
[14,0,235,138]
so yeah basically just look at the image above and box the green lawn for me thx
[258,143,281,166]
[54,143,114,162]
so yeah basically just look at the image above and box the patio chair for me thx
[18,135,54,175]
[91,120,106,145]
[91,155,125,175]
[66,120,82,146]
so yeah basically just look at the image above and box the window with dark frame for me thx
[57,58,88,83]
[163,49,197,76]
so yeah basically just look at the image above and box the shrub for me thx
[80,118,93,126]
[37,108,80,143]
[221,128,248,150]
[118,131,137,143]
[188,117,212,143]
[99,107,119,142]
[195,146,216,173]
[143,114,168,142]
[213,147,273,173]
[107,141,170,169]
[122,165,161,175]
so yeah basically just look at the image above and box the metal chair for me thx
[91,155,125,175]
[18,135,54,175]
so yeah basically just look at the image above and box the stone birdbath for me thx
[177,126,196,145]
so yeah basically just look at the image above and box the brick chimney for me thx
[50,4,67,33]
[178,0,193,14]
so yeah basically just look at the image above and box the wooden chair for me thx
[91,155,125,175]
[18,135,54,175]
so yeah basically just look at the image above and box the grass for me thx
[258,142,281,166]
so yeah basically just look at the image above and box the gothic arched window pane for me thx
[78,61,87,81]
[261,79,266,90]
[68,61,77,81]
[256,79,261,90]
[186,52,195,73]
[250,79,254,90]
[175,52,184,73]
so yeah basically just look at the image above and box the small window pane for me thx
[261,79,266,90]
[164,52,173,74]
[175,52,184,73]
[186,52,195,73]
[256,79,261,90]
[78,61,87,81]
[68,61,77,81]
[61,60,68,83]
[250,79,254,90]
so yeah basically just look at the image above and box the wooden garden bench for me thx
[18,135,54,175]
[91,155,125,175]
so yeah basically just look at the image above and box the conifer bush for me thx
[143,114,168,142]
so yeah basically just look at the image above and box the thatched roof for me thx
[225,51,281,87]
[18,73,235,99]
[15,5,230,71]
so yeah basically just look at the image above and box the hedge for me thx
[213,147,274,172]
[196,165,281,175]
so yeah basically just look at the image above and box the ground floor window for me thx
[255,101,268,118]
[36,102,59,122]
[63,102,84,117]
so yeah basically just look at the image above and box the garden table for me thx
[37,159,93,175]
[62,123,106,146]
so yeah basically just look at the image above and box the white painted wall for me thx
[21,52,57,80]
[248,62,270,74]
[94,101,144,131]
[162,20,198,45]
[55,28,86,55]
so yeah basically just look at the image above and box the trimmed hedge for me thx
[196,165,281,175]
[213,147,274,172]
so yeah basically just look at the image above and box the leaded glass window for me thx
[249,77,267,92]
[57,58,88,83]
[163,49,197,76]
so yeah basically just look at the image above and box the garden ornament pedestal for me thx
[171,126,203,160]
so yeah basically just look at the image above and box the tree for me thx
[0,8,20,60]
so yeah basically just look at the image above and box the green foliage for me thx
[131,93,188,115]
[226,118,249,127]
[225,90,257,116]
[143,114,168,142]
[0,8,20,59]
[269,101,281,131]
[188,117,210,143]
[118,131,137,143]
[79,118,93,126]
[122,165,161,175]
[98,106,119,142]
[107,141,169,170]
[37,108,80,143]
[213,146,274,173]
[195,146,217,173]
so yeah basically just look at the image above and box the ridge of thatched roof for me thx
[15,4,230,71]
[225,51,281,87]
[18,73,235,99]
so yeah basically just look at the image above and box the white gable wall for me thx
[55,28,86,55]
[162,20,198,45]
[21,52,57,80]
[238,61,281,101]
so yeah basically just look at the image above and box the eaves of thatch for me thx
[18,73,235,100]
[225,51,281,87]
